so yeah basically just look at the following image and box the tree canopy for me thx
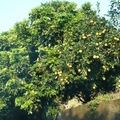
[0,1,120,120]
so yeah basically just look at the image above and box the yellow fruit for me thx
[90,20,94,23]
[69,65,72,68]
[112,66,114,69]
[82,34,87,39]
[102,66,106,70]
[99,33,101,35]
[96,32,99,36]
[102,29,106,33]
[58,50,62,54]
[58,71,62,76]
[93,55,99,59]
[78,69,81,73]
[67,63,72,68]
[112,45,115,48]
[96,56,99,58]
[82,36,87,39]
[104,43,108,46]
[102,77,106,80]
[84,77,87,80]
[96,47,100,50]
[59,71,62,74]
[67,63,69,66]
[93,86,96,89]
[93,55,96,58]
[79,50,82,53]
[88,68,91,72]
[96,43,99,46]
[59,73,62,77]
[87,34,91,37]
[93,84,97,90]
[96,32,101,36]
[114,37,119,41]
[59,51,62,54]
[64,77,69,84]
[55,72,57,75]
[66,80,69,84]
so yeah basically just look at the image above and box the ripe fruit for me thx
[82,36,87,39]
[64,77,69,84]
[88,68,91,72]
[102,66,106,70]
[87,34,91,37]
[90,20,94,23]
[93,55,99,59]
[79,50,82,53]
[78,69,81,73]
[102,77,106,80]
[114,37,119,41]
[96,47,100,50]
[58,71,62,76]
[55,72,57,75]
[93,86,96,89]
[112,45,115,48]
[96,32,101,36]
[84,77,87,80]
[82,34,87,39]
[67,63,72,68]
[58,50,62,54]
[93,84,97,90]
[102,29,106,33]
[104,43,108,46]
[96,43,99,46]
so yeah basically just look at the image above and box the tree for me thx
[0,1,120,120]
[108,0,120,28]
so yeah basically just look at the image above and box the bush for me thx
[87,93,113,111]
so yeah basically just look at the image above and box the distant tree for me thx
[108,0,120,28]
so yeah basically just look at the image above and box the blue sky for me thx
[0,0,110,33]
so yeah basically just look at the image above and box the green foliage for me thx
[87,93,113,111]
[115,75,120,92]
[0,99,6,110]
[0,1,120,120]
[108,0,120,28]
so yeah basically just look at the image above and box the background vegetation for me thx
[0,0,120,120]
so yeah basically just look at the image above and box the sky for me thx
[0,0,110,33]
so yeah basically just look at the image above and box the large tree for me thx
[0,1,120,120]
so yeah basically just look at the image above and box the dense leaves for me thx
[0,1,120,120]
